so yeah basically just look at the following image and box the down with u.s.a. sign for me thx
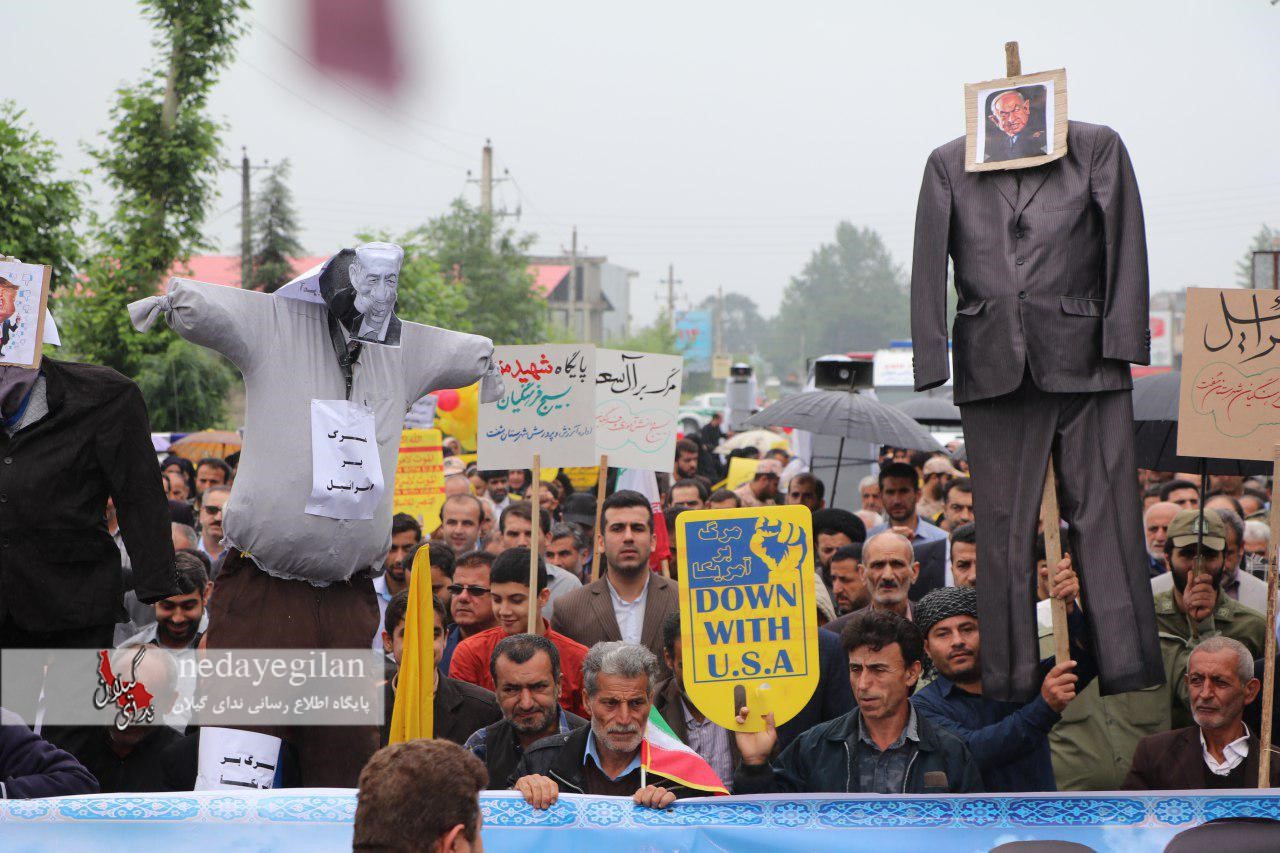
[676,506,819,732]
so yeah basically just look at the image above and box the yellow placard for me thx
[393,429,445,525]
[724,457,759,492]
[560,466,600,491]
[432,383,480,452]
[676,505,819,732]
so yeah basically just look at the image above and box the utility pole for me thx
[480,139,493,216]
[665,263,680,331]
[240,147,251,288]
[570,226,583,340]
[714,285,725,356]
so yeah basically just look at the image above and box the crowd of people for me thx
[2,415,1278,813]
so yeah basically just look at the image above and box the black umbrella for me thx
[1131,370,1270,477]
[895,395,962,426]
[745,389,943,495]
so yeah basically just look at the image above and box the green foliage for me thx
[0,102,85,290]
[358,226,469,330]
[761,222,909,376]
[697,292,765,359]
[416,199,546,345]
[60,0,248,378]
[609,319,681,355]
[134,336,236,431]
[1236,224,1280,288]
[249,159,304,292]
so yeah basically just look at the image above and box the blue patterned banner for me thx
[2,789,1279,851]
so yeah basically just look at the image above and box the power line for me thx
[238,56,471,171]
[251,17,482,162]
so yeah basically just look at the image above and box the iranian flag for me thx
[642,707,729,795]
[615,468,670,573]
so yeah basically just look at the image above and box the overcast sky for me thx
[10,1,1280,329]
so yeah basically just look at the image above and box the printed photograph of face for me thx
[0,278,20,358]
[348,243,402,344]
[318,242,404,347]
[979,84,1050,164]
[0,260,51,369]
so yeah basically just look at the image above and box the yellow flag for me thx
[388,545,434,743]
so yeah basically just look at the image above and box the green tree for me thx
[358,226,469,330]
[604,319,681,354]
[134,336,236,430]
[249,159,304,292]
[418,199,545,345]
[697,292,765,358]
[0,101,85,290]
[1235,224,1280,288]
[547,315,680,350]
[59,0,249,378]
[762,223,909,376]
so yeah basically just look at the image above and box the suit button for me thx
[2,457,10,465]
[1018,291,1027,300]
[1016,230,1026,239]
[1016,257,1026,265]
[0,495,7,503]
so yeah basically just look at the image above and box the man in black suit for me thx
[910,119,1162,703]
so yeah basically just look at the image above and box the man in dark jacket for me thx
[733,610,982,794]
[0,709,98,798]
[0,359,177,649]
[511,642,697,809]
[57,646,183,793]
[1124,636,1278,789]
[380,592,500,747]
[910,575,1094,793]
[464,633,586,788]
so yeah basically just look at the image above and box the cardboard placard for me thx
[0,260,51,369]
[676,506,820,732]
[594,349,684,472]
[392,428,445,525]
[477,345,597,469]
[1179,287,1280,462]
[964,68,1068,173]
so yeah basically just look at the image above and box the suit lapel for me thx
[988,170,1017,210]
[1172,728,1204,788]
[589,579,623,643]
[640,575,670,653]
[1014,167,1052,217]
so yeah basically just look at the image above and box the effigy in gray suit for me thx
[910,120,1164,703]
[128,243,501,784]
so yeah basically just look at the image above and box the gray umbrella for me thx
[895,395,962,426]
[744,389,943,495]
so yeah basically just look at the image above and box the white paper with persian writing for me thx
[595,349,684,471]
[305,399,385,520]
[477,344,597,469]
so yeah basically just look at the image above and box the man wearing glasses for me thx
[195,485,231,563]
[440,550,498,676]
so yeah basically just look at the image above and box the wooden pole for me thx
[660,558,671,579]
[528,454,541,634]
[1004,41,1021,76]
[1259,444,1280,787]
[592,454,608,582]
[1041,455,1071,665]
